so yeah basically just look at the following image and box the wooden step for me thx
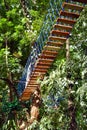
[54,24,72,31]
[31,76,44,80]
[39,54,57,59]
[60,10,79,19]
[37,58,54,63]
[21,92,32,97]
[20,96,30,100]
[72,0,87,4]
[57,18,76,25]
[27,84,39,87]
[35,65,50,69]
[49,36,67,42]
[30,77,39,80]
[47,41,63,46]
[62,2,84,11]
[31,71,46,75]
[29,78,38,80]
[51,30,69,37]
[31,72,42,75]
[30,75,44,81]
[44,45,61,51]
[37,61,52,66]
[21,91,33,96]
[24,87,36,92]
[24,90,36,95]
[30,74,39,77]
[29,79,38,82]
[20,96,30,101]
[36,60,53,67]
[29,82,39,85]
[42,50,58,55]
[30,76,39,79]
[34,68,48,73]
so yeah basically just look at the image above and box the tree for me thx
[0,0,49,129]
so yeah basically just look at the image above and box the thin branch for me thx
[4,0,10,10]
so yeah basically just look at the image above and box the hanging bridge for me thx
[17,0,87,101]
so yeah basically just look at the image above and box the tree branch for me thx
[20,0,30,29]
[0,77,19,99]
[4,0,10,10]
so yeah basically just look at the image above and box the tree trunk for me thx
[68,97,77,130]
[66,39,77,130]
[20,0,28,17]
[20,0,30,29]
[4,0,10,10]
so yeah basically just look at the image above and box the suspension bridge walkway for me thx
[17,0,87,101]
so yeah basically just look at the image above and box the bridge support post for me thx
[30,86,41,124]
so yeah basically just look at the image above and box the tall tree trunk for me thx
[20,0,30,30]
[4,0,10,10]
[66,39,77,130]
[20,0,28,17]
[5,38,13,101]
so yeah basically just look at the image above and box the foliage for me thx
[0,0,50,129]
[0,0,87,130]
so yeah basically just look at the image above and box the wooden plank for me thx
[21,93,32,96]
[35,65,50,69]
[72,0,87,4]
[30,76,43,81]
[31,71,45,75]
[57,18,76,25]
[34,68,48,73]
[51,30,69,37]
[31,71,46,75]
[20,97,30,101]
[31,76,44,80]
[31,72,42,75]
[38,58,54,63]
[54,24,72,31]
[62,2,84,11]
[24,87,36,91]
[29,77,38,80]
[60,10,79,19]
[27,84,40,87]
[39,54,57,59]
[37,61,52,66]
[44,45,60,51]
[47,41,63,46]
[29,82,39,85]
[30,75,40,79]
[42,50,58,55]
[21,92,32,97]
[29,79,38,83]
[49,36,67,42]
